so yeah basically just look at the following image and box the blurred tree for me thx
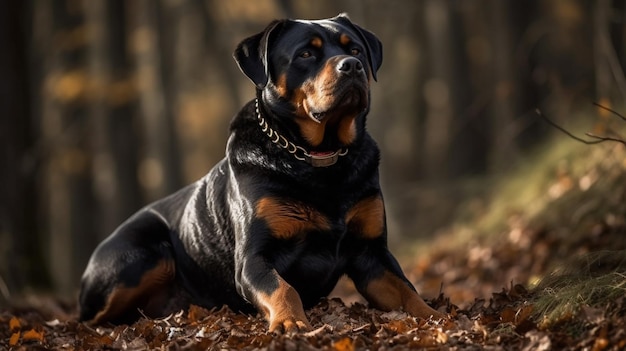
[129,0,183,202]
[594,0,626,107]
[85,0,142,240]
[0,0,50,298]
[421,0,455,180]
[488,0,519,170]
[32,0,95,294]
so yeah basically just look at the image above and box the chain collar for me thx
[255,99,348,167]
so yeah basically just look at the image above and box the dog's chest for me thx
[254,194,385,241]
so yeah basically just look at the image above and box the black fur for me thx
[79,14,441,330]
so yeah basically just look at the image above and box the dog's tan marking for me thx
[275,73,288,98]
[290,55,369,147]
[336,114,357,145]
[92,259,175,324]
[339,33,351,46]
[256,273,311,333]
[346,196,385,239]
[256,197,331,239]
[292,82,328,146]
[361,271,444,320]
[310,36,323,48]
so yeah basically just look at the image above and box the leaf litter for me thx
[2,142,626,350]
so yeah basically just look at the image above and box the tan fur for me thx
[92,259,175,324]
[256,197,331,239]
[346,196,385,239]
[256,272,311,332]
[362,271,444,320]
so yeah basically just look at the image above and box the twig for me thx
[584,132,626,146]
[536,108,626,146]
[592,102,626,122]
[535,109,605,145]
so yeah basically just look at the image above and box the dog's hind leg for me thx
[78,210,176,324]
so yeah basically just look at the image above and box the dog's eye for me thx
[350,48,360,56]
[299,51,312,59]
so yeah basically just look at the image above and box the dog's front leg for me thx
[345,195,445,320]
[236,254,311,333]
[348,242,446,320]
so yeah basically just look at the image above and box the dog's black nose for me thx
[337,57,364,75]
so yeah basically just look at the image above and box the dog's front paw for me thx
[362,271,448,321]
[407,301,447,321]
[253,275,312,333]
[268,315,312,334]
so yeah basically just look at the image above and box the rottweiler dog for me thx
[79,13,444,332]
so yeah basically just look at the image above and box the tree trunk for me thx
[128,0,183,202]
[594,0,626,107]
[0,0,50,298]
[33,0,96,295]
[489,0,519,171]
[421,0,454,179]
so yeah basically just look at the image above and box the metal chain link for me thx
[255,99,348,165]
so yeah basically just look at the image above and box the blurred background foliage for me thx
[1,0,625,301]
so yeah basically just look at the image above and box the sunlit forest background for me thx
[1,0,625,305]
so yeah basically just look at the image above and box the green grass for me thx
[531,250,626,327]
[418,133,594,254]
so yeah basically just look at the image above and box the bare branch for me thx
[535,109,605,145]
[593,102,626,122]
[535,108,626,146]
[584,132,626,146]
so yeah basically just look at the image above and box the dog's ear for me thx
[234,20,286,89]
[333,13,383,81]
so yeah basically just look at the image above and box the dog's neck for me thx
[255,99,348,167]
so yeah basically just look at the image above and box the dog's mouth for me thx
[293,72,369,147]
[306,82,368,124]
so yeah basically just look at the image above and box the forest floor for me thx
[2,139,626,350]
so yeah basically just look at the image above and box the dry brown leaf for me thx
[592,337,609,351]
[98,334,115,346]
[332,336,354,351]
[9,316,21,331]
[380,310,409,321]
[500,307,517,323]
[188,304,211,323]
[516,305,534,324]
[408,329,448,348]
[22,328,45,342]
[386,319,411,333]
[9,331,20,346]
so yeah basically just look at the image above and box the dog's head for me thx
[234,14,382,149]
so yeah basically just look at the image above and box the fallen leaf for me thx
[523,330,551,351]
[188,304,211,323]
[332,337,354,351]
[592,337,609,351]
[9,332,20,346]
[387,319,412,333]
[500,307,517,323]
[23,328,45,342]
[380,310,409,321]
[9,316,21,331]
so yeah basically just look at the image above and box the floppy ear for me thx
[333,14,383,81]
[233,20,286,89]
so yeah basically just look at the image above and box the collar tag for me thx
[307,151,340,167]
